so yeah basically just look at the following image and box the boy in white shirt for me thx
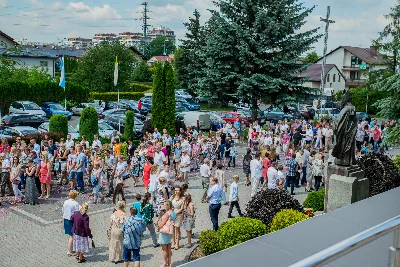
[277,165,285,189]
[200,159,211,202]
[228,175,243,218]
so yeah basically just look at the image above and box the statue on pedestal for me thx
[332,90,358,166]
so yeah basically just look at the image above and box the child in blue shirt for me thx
[132,193,142,218]
[228,142,237,168]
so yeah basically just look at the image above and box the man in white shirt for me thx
[253,121,261,133]
[266,162,279,189]
[154,146,166,172]
[325,125,334,152]
[281,123,289,133]
[305,126,313,145]
[179,149,191,184]
[92,134,102,149]
[0,153,12,197]
[30,138,41,155]
[64,134,75,150]
[250,152,262,197]
[263,133,273,147]
[200,158,211,202]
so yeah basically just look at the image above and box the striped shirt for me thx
[122,216,145,250]
[287,158,299,177]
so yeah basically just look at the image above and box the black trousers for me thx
[228,200,243,216]
[166,145,171,165]
[314,176,322,191]
[209,203,221,231]
[295,171,300,186]
[34,176,42,194]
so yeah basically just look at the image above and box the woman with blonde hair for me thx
[62,190,80,256]
[109,200,128,263]
[156,200,176,267]
[182,194,195,248]
[71,204,93,263]
[10,157,23,204]
[39,151,52,199]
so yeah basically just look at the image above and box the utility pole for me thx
[319,6,335,115]
[141,2,151,56]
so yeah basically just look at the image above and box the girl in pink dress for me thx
[39,152,52,199]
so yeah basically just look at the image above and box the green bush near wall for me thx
[269,209,308,233]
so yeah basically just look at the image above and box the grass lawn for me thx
[200,103,233,112]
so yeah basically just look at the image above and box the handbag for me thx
[159,219,174,234]
[107,227,111,241]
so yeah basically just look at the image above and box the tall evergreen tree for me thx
[151,61,177,135]
[197,0,322,119]
[175,10,205,95]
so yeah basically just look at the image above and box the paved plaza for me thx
[1,145,398,267]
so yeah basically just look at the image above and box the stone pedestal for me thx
[324,164,369,212]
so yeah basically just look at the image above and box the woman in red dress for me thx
[142,157,152,194]
[39,151,52,199]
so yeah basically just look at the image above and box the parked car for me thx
[0,126,40,138]
[9,101,47,119]
[41,102,72,120]
[99,109,145,122]
[120,99,149,115]
[176,102,189,114]
[37,122,79,139]
[103,115,143,138]
[175,89,193,100]
[356,112,372,122]
[194,95,209,103]
[314,108,341,120]
[233,101,251,111]
[264,107,293,121]
[1,114,45,128]
[176,97,200,111]
[182,111,211,131]
[103,101,130,111]
[237,109,266,126]
[70,103,103,116]
[298,104,315,120]
[218,112,249,126]
[139,97,153,113]
[98,120,121,138]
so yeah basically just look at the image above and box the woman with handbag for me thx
[10,157,24,205]
[108,200,128,263]
[156,200,176,267]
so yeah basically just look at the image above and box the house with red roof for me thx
[147,55,174,66]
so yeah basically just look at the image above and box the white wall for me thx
[13,57,55,77]
[0,35,17,48]
[325,67,346,91]
[316,47,345,69]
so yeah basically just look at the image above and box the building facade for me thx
[315,46,389,88]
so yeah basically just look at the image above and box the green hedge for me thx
[269,209,308,233]
[89,92,145,102]
[49,114,69,136]
[122,83,152,92]
[79,107,98,141]
[0,80,89,114]
[218,217,267,250]
[303,189,325,211]
[393,155,400,171]
[199,230,221,256]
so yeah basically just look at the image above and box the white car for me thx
[9,101,47,119]
[71,103,103,116]
[37,122,79,139]
[76,120,121,138]
[0,126,40,138]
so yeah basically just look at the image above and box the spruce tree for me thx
[196,0,321,119]
[123,110,135,140]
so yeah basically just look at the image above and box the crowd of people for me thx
[0,115,392,266]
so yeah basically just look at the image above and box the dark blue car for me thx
[176,97,200,111]
[41,102,72,120]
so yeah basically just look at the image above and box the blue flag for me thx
[59,56,66,90]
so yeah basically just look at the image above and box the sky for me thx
[0,0,398,54]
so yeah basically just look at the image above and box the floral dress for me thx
[109,213,128,262]
[183,204,196,231]
[156,184,169,216]
[130,155,140,177]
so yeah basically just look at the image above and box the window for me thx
[338,75,341,82]
[40,61,48,67]
[333,74,336,82]
[350,71,360,80]
[351,56,363,67]
[327,74,330,82]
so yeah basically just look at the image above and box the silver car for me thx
[71,103,103,116]
[38,122,79,139]
[9,101,47,119]
[0,126,40,138]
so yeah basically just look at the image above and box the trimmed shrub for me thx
[89,92,145,102]
[79,107,98,141]
[218,217,267,250]
[393,154,400,172]
[245,189,303,230]
[49,114,69,136]
[123,110,135,140]
[269,209,308,233]
[199,230,220,256]
[303,189,325,211]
